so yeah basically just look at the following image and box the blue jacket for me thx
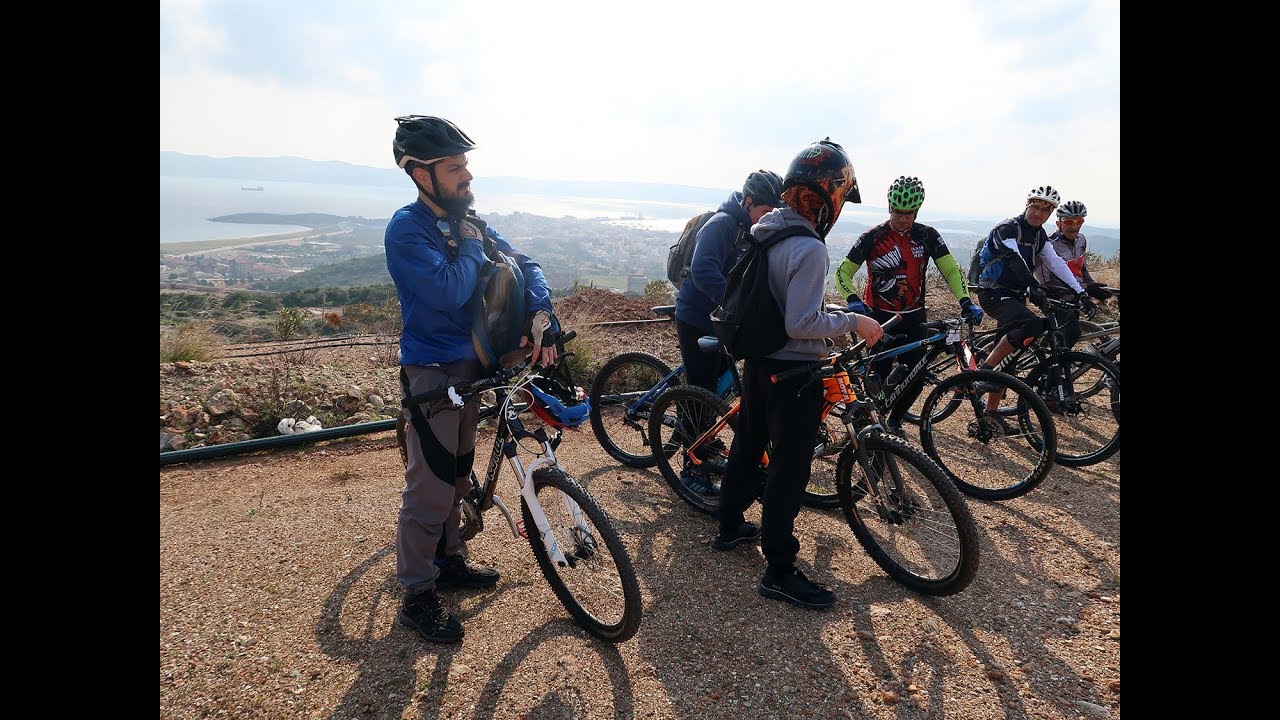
[385,199,553,366]
[674,192,752,332]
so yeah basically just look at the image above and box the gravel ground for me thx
[160,284,1120,719]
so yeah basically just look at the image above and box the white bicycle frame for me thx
[480,371,592,567]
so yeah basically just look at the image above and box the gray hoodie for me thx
[752,207,864,361]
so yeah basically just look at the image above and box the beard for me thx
[437,186,476,217]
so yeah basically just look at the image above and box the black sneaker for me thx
[399,589,464,643]
[758,566,836,609]
[435,554,500,590]
[883,421,907,437]
[712,521,761,551]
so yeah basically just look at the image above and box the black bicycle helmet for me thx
[742,169,784,207]
[782,138,860,237]
[392,115,478,169]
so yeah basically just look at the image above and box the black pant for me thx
[677,318,730,393]
[676,319,733,449]
[871,309,929,426]
[719,356,824,573]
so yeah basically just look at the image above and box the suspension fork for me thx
[852,424,895,500]
[506,440,591,567]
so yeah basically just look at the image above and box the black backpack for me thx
[666,210,716,288]
[710,225,818,360]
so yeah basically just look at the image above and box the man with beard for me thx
[833,176,982,435]
[385,115,557,643]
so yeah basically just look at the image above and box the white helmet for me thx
[1027,185,1061,208]
[1057,200,1087,219]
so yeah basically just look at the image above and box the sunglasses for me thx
[1026,202,1054,213]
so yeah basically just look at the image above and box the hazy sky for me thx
[160,0,1121,227]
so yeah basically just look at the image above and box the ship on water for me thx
[241,185,264,191]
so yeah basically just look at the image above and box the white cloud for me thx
[159,0,1120,226]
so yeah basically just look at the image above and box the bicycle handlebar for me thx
[401,330,578,409]
[769,314,904,384]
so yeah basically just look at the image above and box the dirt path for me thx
[160,424,1120,720]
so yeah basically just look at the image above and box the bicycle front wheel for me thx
[835,432,980,596]
[919,369,1057,501]
[522,467,642,643]
[588,352,674,468]
[648,384,731,516]
[1023,351,1120,467]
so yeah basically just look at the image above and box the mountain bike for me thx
[647,321,980,596]
[1076,288,1120,396]
[1076,323,1119,397]
[899,286,1119,424]
[587,305,740,468]
[395,332,642,643]
[646,325,882,512]
[962,293,1120,467]
[835,316,1059,501]
[640,305,878,511]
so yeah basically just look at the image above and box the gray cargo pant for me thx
[397,361,481,595]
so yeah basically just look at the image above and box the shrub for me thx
[275,307,306,339]
[643,280,673,305]
[160,321,224,362]
[550,304,598,388]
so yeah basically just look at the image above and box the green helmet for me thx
[887,176,925,212]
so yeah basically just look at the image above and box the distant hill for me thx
[268,254,391,292]
[209,212,349,227]
[162,151,1118,261]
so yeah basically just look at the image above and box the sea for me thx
[159,175,717,243]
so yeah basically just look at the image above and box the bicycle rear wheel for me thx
[588,352,673,468]
[1023,351,1120,467]
[835,432,980,596]
[919,369,1057,500]
[522,467,642,643]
